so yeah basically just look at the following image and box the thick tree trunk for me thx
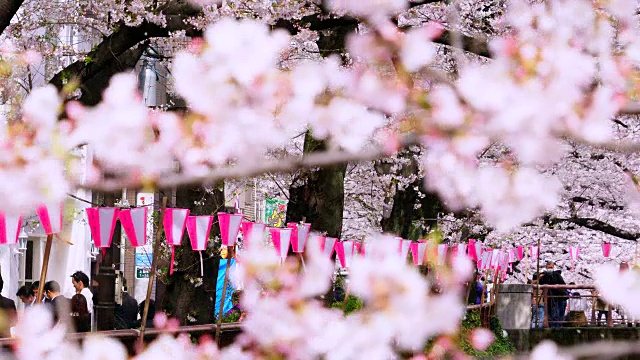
[284,24,354,238]
[380,151,444,240]
[286,134,347,238]
[162,185,225,325]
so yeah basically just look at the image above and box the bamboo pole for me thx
[216,245,234,346]
[138,196,168,346]
[35,234,54,303]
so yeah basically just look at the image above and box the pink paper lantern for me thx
[468,239,477,261]
[287,222,311,253]
[241,222,266,249]
[164,208,190,275]
[354,242,362,255]
[602,243,612,258]
[311,235,336,258]
[119,207,148,247]
[410,242,427,265]
[437,244,448,265]
[36,204,63,235]
[217,212,243,247]
[335,240,355,268]
[569,246,580,270]
[516,246,524,261]
[508,248,516,263]
[530,245,539,260]
[269,227,292,259]
[0,212,22,245]
[397,238,411,260]
[187,215,214,251]
[480,250,492,270]
[86,207,119,248]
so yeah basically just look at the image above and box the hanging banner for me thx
[264,199,287,227]
[134,192,154,303]
[214,258,235,320]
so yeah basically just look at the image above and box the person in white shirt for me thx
[70,271,93,316]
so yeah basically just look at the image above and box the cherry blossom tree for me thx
[2,0,640,358]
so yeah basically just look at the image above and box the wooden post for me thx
[138,196,168,346]
[608,304,613,328]
[342,282,351,312]
[543,288,549,328]
[35,234,54,303]
[216,245,234,346]
[591,291,597,326]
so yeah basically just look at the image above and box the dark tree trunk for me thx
[380,150,444,240]
[286,134,347,238]
[162,184,225,325]
[285,24,355,238]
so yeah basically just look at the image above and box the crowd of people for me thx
[11,271,156,334]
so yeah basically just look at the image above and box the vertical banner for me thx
[264,199,287,227]
[134,192,154,304]
[215,258,235,319]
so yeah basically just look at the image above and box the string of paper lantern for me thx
[163,208,190,275]
[186,215,214,276]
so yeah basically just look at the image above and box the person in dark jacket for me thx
[138,299,155,329]
[44,281,69,324]
[539,261,567,327]
[115,281,138,330]
[16,285,34,307]
[30,281,51,304]
[0,276,16,337]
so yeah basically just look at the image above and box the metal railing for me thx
[0,323,243,355]
[532,285,632,328]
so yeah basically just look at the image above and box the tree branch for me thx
[80,135,421,192]
[0,0,24,36]
[49,1,200,90]
[546,216,639,241]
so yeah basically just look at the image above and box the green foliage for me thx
[222,309,242,323]
[330,296,364,315]
[457,310,515,358]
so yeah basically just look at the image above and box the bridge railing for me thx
[533,284,627,328]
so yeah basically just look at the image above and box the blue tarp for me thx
[214,258,235,319]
